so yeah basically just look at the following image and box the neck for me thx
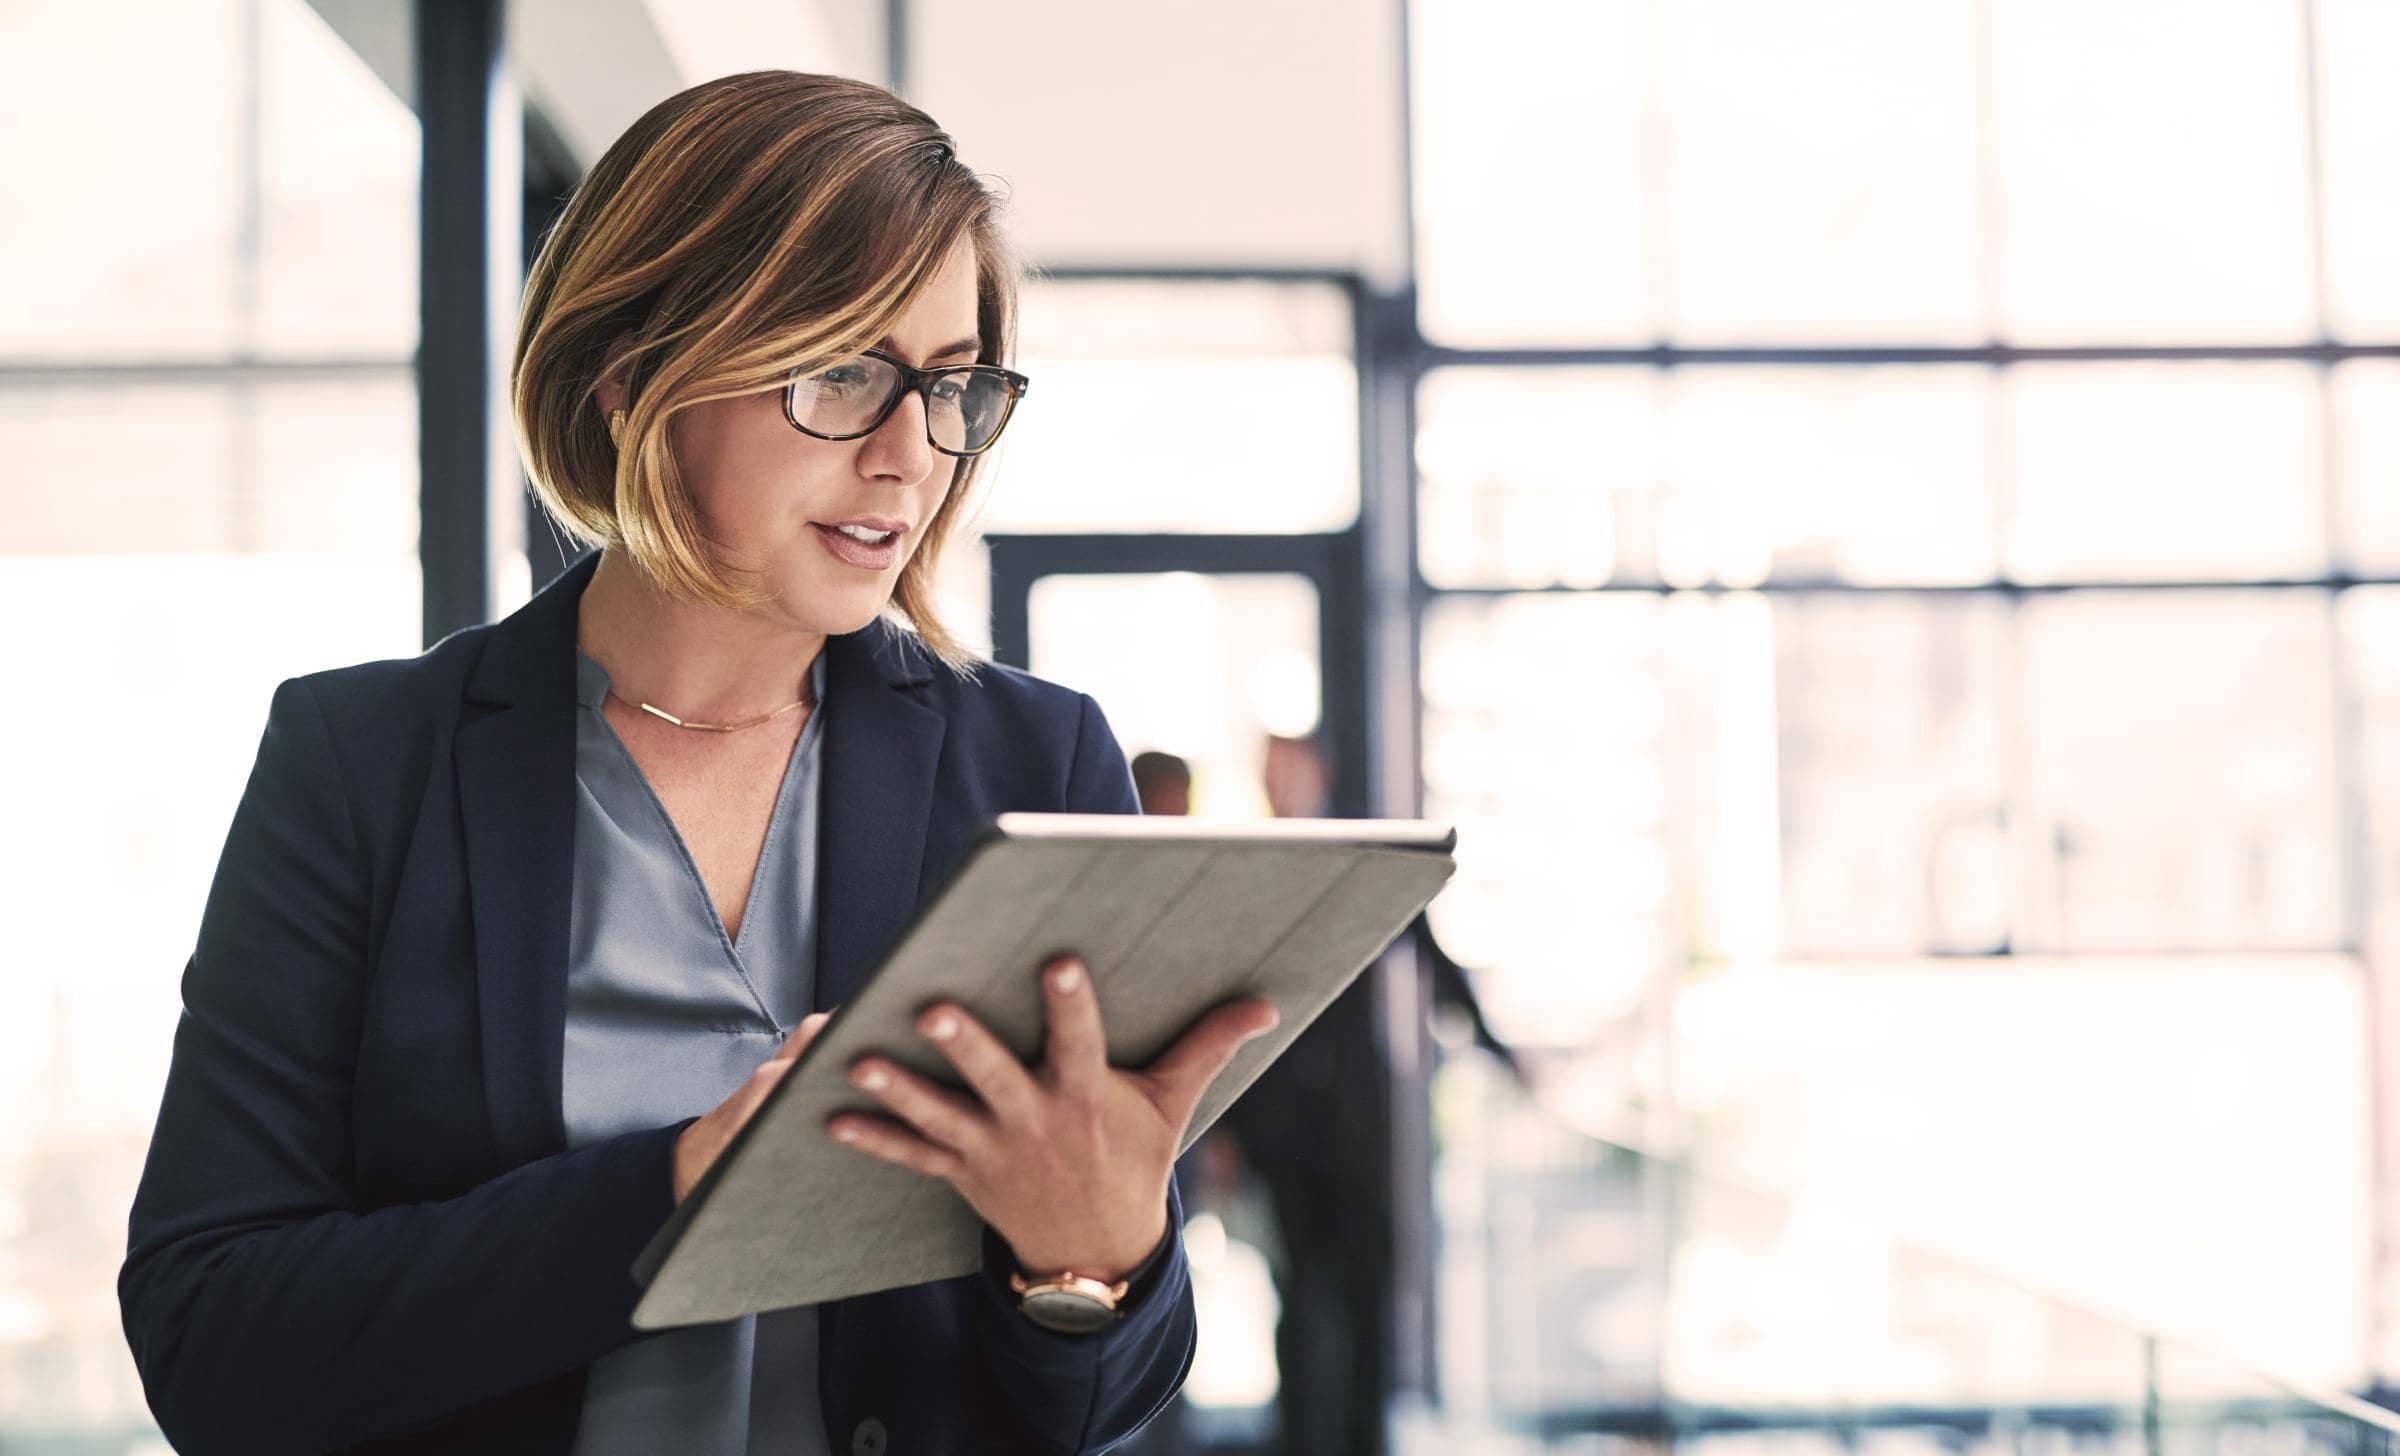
[575,547,827,720]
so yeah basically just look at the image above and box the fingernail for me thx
[854,1065,889,1091]
[833,1124,859,1143]
[1050,962,1083,994]
[924,1012,957,1041]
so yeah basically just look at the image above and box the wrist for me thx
[1008,1218,1174,1303]
[1008,1214,1169,1287]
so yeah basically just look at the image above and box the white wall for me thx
[909,0,1409,281]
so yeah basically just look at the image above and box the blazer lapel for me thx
[812,607,947,1013]
[454,546,949,1169]
[456,549,593,1169]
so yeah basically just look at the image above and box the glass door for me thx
[990,533,1402,1454]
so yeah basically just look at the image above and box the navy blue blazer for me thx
[119,547,1195,1455]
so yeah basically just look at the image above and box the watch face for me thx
[1020,1289,1117,1335]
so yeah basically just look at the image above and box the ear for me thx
[591,338,634,415]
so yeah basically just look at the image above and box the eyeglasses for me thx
[781,348,1030,458]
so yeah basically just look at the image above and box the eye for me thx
[929,376,970,404]
[817,363,872,390]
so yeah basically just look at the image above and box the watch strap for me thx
[1007,1217,1177,1326]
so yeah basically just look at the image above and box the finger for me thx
[729,1013,834,1125]
[746,1019,821,1096]
[848,1056,993,1155]
[772,1011,832,1065]
[1039,955,1110,1101]
[711,1067,786,1150]
[916,1002,1043,1127]
[1141,996,1279,1124]
[826,1112,968,1182]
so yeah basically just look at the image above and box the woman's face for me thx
[658,236,982,635]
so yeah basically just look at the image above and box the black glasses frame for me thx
[780,348,1032,458]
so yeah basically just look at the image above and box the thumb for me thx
[1143,997,1279,1115]
[767,1010,832,1068]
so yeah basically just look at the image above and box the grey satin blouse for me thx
[561,644,835,1456]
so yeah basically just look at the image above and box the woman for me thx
[118,70,1275,1456]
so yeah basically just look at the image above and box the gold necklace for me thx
[605,684,815,733]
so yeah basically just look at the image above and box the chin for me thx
[824,599,892,636]
[774,570,896,637]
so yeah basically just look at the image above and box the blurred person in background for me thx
[1263,734,1522,1079]
[116,70,1277,1455]
[1128,749,1238,1456]
[1132,749,1194,818]
[1249,733,1519,1456]
[1128,734,1517,1455]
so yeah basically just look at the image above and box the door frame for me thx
[988,529,1373,820]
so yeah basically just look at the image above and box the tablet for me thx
[628,811,1457,1329]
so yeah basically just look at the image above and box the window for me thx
[0,2,418,1441]
[1408,0,2400,1396]
[976,278,1358,536]
[1417,366,1997,591]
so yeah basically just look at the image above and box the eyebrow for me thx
[882,335,982,365]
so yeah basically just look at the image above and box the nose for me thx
[856,385,936,486]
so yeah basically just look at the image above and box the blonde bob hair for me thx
[511,70,1021,675]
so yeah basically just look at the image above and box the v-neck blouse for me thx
[561,644,834,1456]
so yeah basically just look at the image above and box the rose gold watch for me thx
[1008,1268,1131,1335]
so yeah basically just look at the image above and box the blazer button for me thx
[851,1416,889,1456]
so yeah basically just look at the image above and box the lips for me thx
[811,521,904,569]
[814,516,909,538]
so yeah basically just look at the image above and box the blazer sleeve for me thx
[117,676,695,1455]
[965,689,1201,1453]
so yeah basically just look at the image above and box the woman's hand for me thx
[672,1010,833,1205]
[827,953,1279,1282]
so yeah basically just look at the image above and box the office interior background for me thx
[4,0,2399,1451]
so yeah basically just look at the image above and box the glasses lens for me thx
[788,355,902,437]
[927,368,1018,454]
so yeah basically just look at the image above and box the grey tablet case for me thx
[628,811,1457,1331]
